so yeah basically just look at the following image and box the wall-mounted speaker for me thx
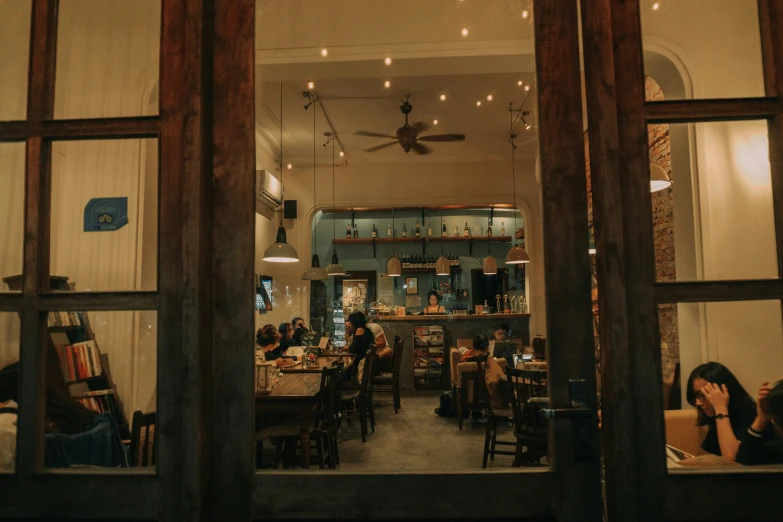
[284,200,297,219]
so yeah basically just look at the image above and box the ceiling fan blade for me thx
[363,141,399,153]
[418,134,466,142]
[355,130,396,139]
[410,121,431,134]
[410,142,432,155]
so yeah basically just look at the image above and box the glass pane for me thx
[659,300,783,468]
[0,142,26,292]
[641,0,765,100]
[50,139,158,292]
[0,312,21,473]
[54,0,161,119]
[0,0,32,120]
[45,309,156,469]
[651,120,778,281]
[256,0,540,473]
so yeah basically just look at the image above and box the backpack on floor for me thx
[435,391,456,418]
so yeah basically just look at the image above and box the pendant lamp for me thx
[483,208,498,274]
[505,103,531,265]
[650,163,672,192]
[435,209,450,275]
[387,208,402,276]
[302,97,328,280]
[263,82,299,263]
[325,134,346,277]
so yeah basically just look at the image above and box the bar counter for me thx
[374,313,530,390]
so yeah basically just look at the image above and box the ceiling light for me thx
[433,119,438,125]
[524,85,531,92]
[522,10,530,19]
[436,256,450,276]
[476,101,482,106]
[652,2,660,10]
[339,151,345,157]
[440,94,447,101]
[320,48,329,57]
[287,163,292,169]
[487,94,493,101]
[303,102,327,280]
[650,163,672,192]
[263,226,300,263]
[461,28,469,37]
[483,256,498,275]
[307,81,315,89]
[506,104,530,265]
[384,57,392,66]
[506,244,530,264]
[518,80,523,86]
[326,251,346,277]
[525,123,532,130]
[384,80,391,88]
[387,256,402,277]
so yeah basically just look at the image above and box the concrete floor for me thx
[261,390,526,471]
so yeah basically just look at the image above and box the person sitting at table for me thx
[488,322,510,355]
[460,334,490,362]
[366,317,393,373]
[344,311,376,381]
[291,316,310,346]
[685,362,758,462]
[423,290,446,314]
[736,379,783,465]
[256,325,297,368]
[275,322,295,355]
[531,335,546,361]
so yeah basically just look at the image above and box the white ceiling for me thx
[254,0,540,168]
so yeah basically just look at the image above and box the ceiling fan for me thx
[354,95,465,155]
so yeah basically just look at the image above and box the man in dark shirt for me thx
[736,379,783,465]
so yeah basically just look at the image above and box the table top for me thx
[256,373,322,400]
[280,354,354,374]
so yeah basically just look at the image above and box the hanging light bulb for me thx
[303,95,327,280]
[435,209,450,276]
[505,103,530,265]
[483,255,498,275]
[387,208,402,277]
[325,132,345,277]
[264,82,299,263]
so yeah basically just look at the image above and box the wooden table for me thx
[256,373,322,468]
[280,354,354,374]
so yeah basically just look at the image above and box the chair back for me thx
[359,345,377,393]
[473,355,492,413]
[506,368,547,435]
[314,365,340,431]
[391,335,404,377]
[129,410,156,467]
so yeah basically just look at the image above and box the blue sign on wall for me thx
[83,197,129,232]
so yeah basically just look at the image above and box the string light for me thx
[487,94,493,101]
[440,94,447,101]
[524,85,531,92]
[287,163,292,169]
[476,101,482,107]
[384,80,391,88]
[522,10,529,19]
[461,28,469,37]
[652,2,660,10]
[339,151,345,157]
[307,81,315,89]
[518,80,523,86]
[384,57,392,66]
[433,119,439,125]
[320,48,329,57]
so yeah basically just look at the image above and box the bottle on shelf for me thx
[346,223,352,239]
[442,223,447,237]
[487,223,493,237]
[453,224,459,237]
[415,219,421,237]
[427,222,433,237]
[353,224,358,239]
[371,223,378,238]
[402,223,408,237]
[463,222,469,237]
[387,223,392,236]
[501,221,505,235]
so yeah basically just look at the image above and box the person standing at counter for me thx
[423,290,446,314]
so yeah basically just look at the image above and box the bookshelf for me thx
[3,275,130,437]
[412,324,445,389]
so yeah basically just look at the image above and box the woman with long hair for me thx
[686,362,757,461]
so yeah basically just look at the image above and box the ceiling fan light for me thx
[483,256,498,275]
[505,244,530,264]
[650,164,672,192]
[263,226,300,263]
[435,255,450,276]
[302,254,328,280]
[387,256,402,277]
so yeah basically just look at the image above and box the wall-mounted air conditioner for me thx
[255,170,282,214]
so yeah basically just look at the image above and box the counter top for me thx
[375,313,530,322]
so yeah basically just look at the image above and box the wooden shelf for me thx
[332,236,512,245]
[401,267,462,274]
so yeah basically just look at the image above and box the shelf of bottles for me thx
[333,217,514,244]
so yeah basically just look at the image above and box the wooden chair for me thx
[475,356,516,468]
[341,346,377,442]
[506,367,548,466]
[373,334,404,413]
[129,410,156,467]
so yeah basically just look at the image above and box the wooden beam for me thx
[0,116,160,141]
[0,294,22,312]
[210,1,255,520]
[157,0,208,520]
[33,291,160,310]
[656,279,783,303]
[645,98,777,123]
[533,2,603,521]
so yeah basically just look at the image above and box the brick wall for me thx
[586,76,679,386]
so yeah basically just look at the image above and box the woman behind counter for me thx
[423,290,445,314]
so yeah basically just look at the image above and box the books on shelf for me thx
[47,311,85,328]
[53,340,104,383]
[75,389,121,418]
